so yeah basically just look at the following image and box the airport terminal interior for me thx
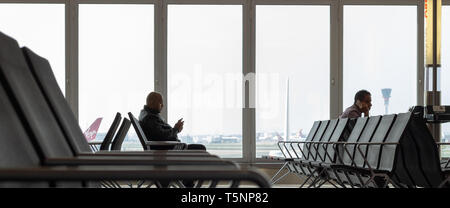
[0,0,449,188]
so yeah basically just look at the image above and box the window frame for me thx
[0,0,425,164]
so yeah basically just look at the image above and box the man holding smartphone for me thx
[340,90,372,119]
[139,91,205,150]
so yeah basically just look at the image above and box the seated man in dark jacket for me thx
[138,92,205,150]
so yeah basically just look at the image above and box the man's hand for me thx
[174,118,184,133]
[356,100,370,117]
[361,103,370,117]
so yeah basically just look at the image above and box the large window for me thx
[168,5,243,158]
[3,1,425,162]
[255,5,330,158]
[0,4,65,93]
[79,4,154,149]
[441,5,450,157]
[343,6,417,116]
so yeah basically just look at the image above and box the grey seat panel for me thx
[324,118,349,163]
[379,113,410,171]
[22,47,92,154]
[0,66,47,187]
[294,121,319,159]
[352,116,381,168]
[304,120,329,160]
[110,118,131,151]
[100,113,122,151]
[306,121,321,142]
[0,33,74,158]
[315,119,338,162]
[365,114,396,170]
[342,117,368,166]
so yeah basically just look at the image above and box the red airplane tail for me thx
[83,118,103,141]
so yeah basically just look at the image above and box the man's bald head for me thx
[146,92,164,111]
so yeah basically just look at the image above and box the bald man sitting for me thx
[138,92,206,150]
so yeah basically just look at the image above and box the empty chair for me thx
[290,120,330,187]
[110,118,131,151]
[99,113,122,151]
[268,121,321,185]
[352,116,381,168]
[313,119,339,162]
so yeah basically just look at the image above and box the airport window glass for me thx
[79,4,154,149]
[255,5,330,158]
[0,4,65,94]
[343,6,417,117]
[441,5,450,157]
[168,5,243,158]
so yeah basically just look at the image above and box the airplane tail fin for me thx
[83,117,103,141]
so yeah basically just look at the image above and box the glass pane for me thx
[168,5,242,158]
[343,6,417,116]
[79,4,154,149]
[0,4,65,94]
[255,6,330,158]
[441,5,450,157]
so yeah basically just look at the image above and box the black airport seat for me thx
[0,31,271,188]
[337,114,395,187]
[0,64,271,187]
[285,120,330,187]
[110,118,131,151]
[1,33,228,167]
[333,116,381,187]
[289,120,329,182]
[399,113,450,187]
[326,116,368,187]
[23,46,209,157]
[267,121,321,184]
[99,113,122,151]
[87,113,121,152]
[307,118,350,187]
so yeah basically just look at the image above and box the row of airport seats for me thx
[88,112,186,152]
[0,31,270,188]
[274,112,450,188]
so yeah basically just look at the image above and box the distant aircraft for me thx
[275,132,284,141]
[83,118,103,141]
[297,129,306,138]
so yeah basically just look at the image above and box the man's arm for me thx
[143,118,179,141]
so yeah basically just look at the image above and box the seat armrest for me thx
[88,141,103,145]
[0,167,270,187]
[144,141,185,146]
[44,157,234,166]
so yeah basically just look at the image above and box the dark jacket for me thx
[138,105,180,141]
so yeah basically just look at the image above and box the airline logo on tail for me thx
[83,118,102,141]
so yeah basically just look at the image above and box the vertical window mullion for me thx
[156,0,168,120]
[67,0,79,120]
[243,0,256,163]
[331,0,342,118]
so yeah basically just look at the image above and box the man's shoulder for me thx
[340,105,361,119]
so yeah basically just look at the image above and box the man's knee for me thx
[187,144,206,150]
